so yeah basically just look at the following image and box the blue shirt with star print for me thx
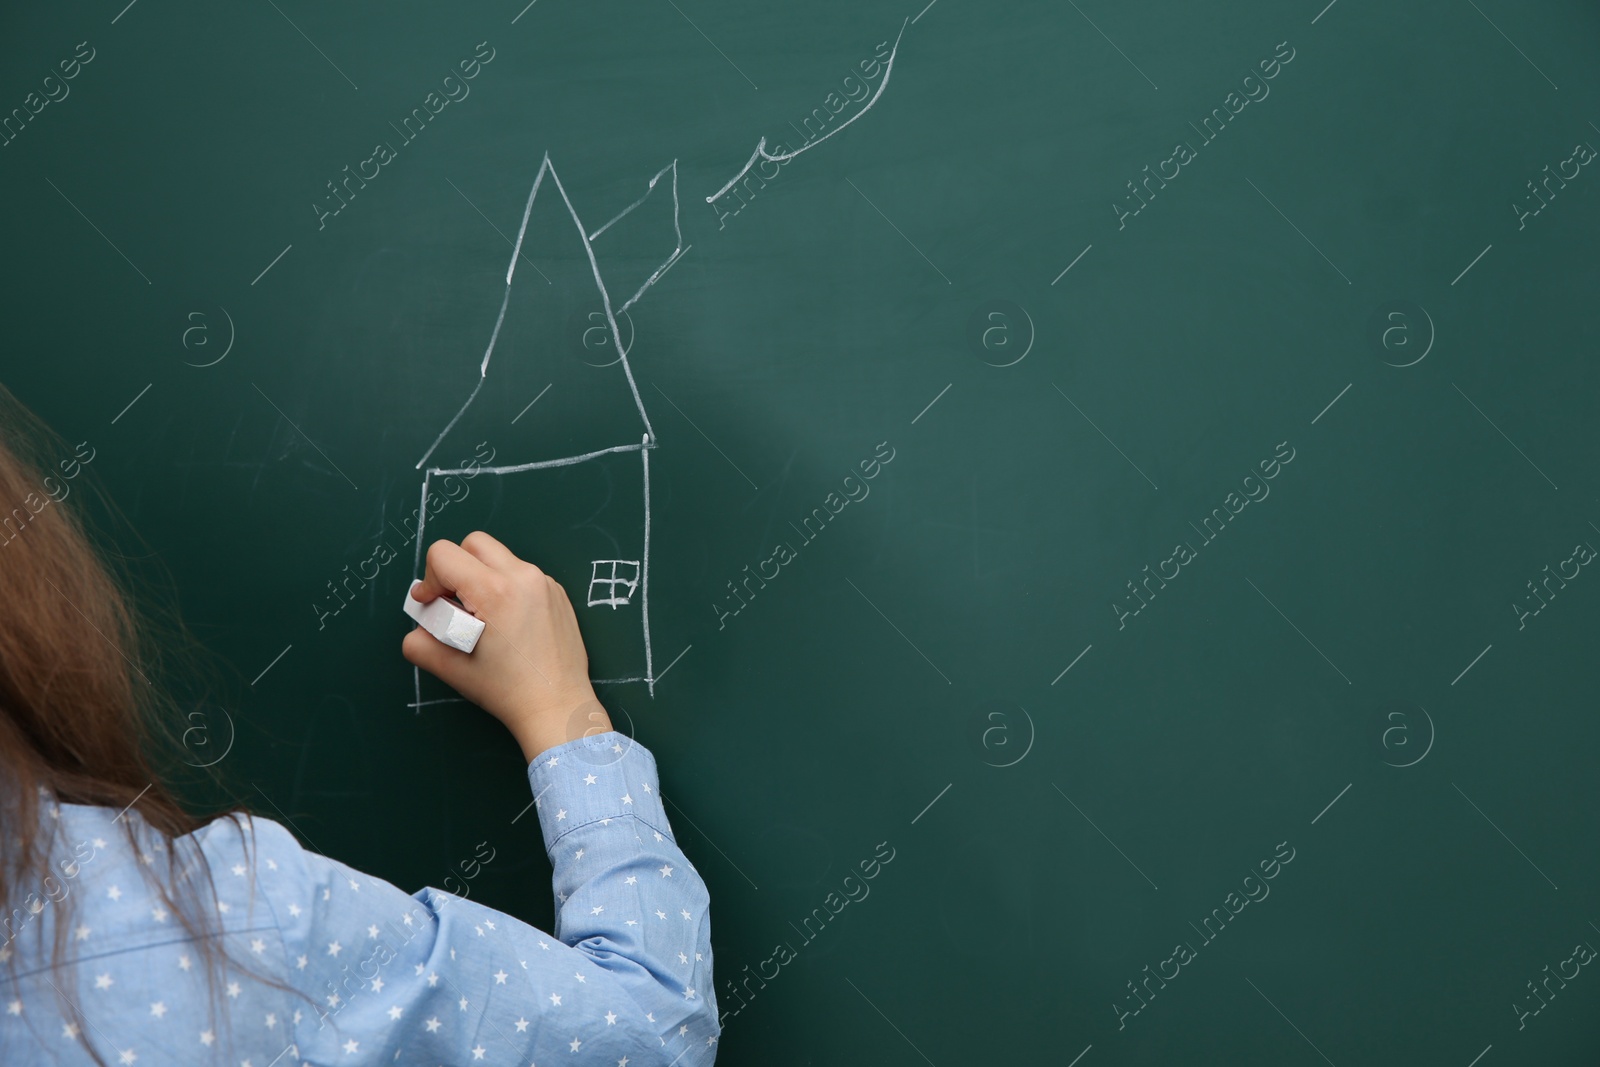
[0,731,719,1065]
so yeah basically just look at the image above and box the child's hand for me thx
[402,531,612,763]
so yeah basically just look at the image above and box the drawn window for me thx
[587,560,641,608]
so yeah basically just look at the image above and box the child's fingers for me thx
[413,538,494,606]
[460,529,520,570]
[400,624,469,681]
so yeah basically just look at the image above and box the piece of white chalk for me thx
[403,580,486,654]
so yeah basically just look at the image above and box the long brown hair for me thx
[0,382,249,1064]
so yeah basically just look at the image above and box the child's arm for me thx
[239,733,718,1065]
[241,531,720,1062]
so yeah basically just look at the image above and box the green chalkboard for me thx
[5,0,1600,1061]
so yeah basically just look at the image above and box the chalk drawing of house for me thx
[410,154,688,710]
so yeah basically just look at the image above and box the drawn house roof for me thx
[416,154,687,472]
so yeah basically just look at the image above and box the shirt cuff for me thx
[525,731,673,856]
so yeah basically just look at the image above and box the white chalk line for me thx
[417,374,488,471]
[429,441,652,478]
[591,160,680,243]
[620,245,691,316]
[707,19,908,204]
[506,157,548,287]
[445,176,551,284]
[412,471,432,577]
[538,154,664,440]
[410,473,432,714]
[641,435,655,694]
[594,161,690,314]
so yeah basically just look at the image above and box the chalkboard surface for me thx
[6,0,1600,1062]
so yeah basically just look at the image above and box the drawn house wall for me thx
[410,154,687,710]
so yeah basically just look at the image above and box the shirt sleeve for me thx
[253,730,719,1065]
